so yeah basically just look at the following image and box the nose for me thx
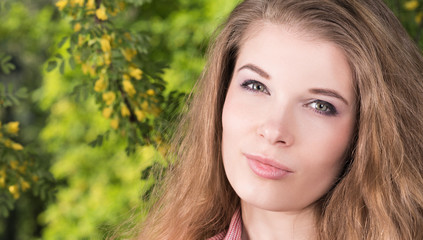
[256,108,294,146]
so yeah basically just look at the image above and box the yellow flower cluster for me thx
[100,34,111,52]
[129,66,143,80]
[134,108,145,121]
[57,0,164,135]
[405,0,419,10]
[56,0,68,11]
[74,23,82,32]
[81,63,96,77]
[5,121,19,135]
[94,75,107,92]
[0,121,24,151]
[86,0,95,11]
[123,79,136,97]
[102,107,113,119]
[121,104,130,117]
[102,91,116,105]
[121,48,137,62]
[0,159,33,200]
[416,12,423,24]
[70,0,84,7]
[96,5,108,21]
[0,168,6,188]
[110,118,119,129]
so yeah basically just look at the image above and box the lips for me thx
[244,153,293,180]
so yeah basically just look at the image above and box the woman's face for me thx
[221,23,356,212]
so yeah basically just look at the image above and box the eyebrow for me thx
[309,88,349,105]
[238,64,270,79]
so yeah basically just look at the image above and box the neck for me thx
[240,201,317,240]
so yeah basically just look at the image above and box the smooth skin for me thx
[221,22,356,240]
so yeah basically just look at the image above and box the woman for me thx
[138,0,423,239]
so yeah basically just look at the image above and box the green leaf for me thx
[15,87,28,98]
[46,60,57,72]
[59,61,65,74]
[89,134,104,148]
[69,57,76,69]
[55,53,63,60]
[57,36,68,48]
[1,55,11,64]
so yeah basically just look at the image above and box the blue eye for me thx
[241,80,269,94]
[308,100,337,116]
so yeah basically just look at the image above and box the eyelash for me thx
[240,80,269,94]
[306,100,338,116]
[240,80,338,116]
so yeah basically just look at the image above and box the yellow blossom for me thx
[124,32,132,41]
[122,74,131,81]
[74,23,82,32]
[146,89,155,96]
[74,54,82,64]
[121,105,130,117]
[86,0,95,9]
[6,121,19,135]
[100,35,111,52]
[94,77,107,92]
[405,0,419,10]
[96,5,108,21]
[141,101,149,110]
[0,176,5,188]
[78,35,85,46]
[56,0,68,11]
[102,107,113,119]
[416,12,423,24]
[110,118,119,129]
[81,63,96,76]
[119,1,126,10]
[151,106,161,117]
[32,175,39,182]
[96,55,105,66]
[102,91,116,105]
[9,185,19,199]
[129,66,143,80]
[134,109,145,122]
[104,52,111,65]
[18,164,26,174]
[70,0,84,7]
[121,48,137,62]
[21,180,30,192]
[3,139,12,148]
[110,7,119,16]
[123,80,136,97]
[12,143,23,151]
[10,160,18,170]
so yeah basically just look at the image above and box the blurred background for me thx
[0,0,421,239]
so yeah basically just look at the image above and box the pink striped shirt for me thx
[208,209,242,240]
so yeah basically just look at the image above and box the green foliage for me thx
[0,82,27,108]
[50,0,188,156]
[0,53,15,75]
[384,0,423,47]
[0,1,61,237]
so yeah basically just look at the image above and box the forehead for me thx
[235,22,355,102]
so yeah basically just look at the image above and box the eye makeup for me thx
[240,79,270,94]
[306,100,338,116]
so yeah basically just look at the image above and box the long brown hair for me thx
[138,0,423,239]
